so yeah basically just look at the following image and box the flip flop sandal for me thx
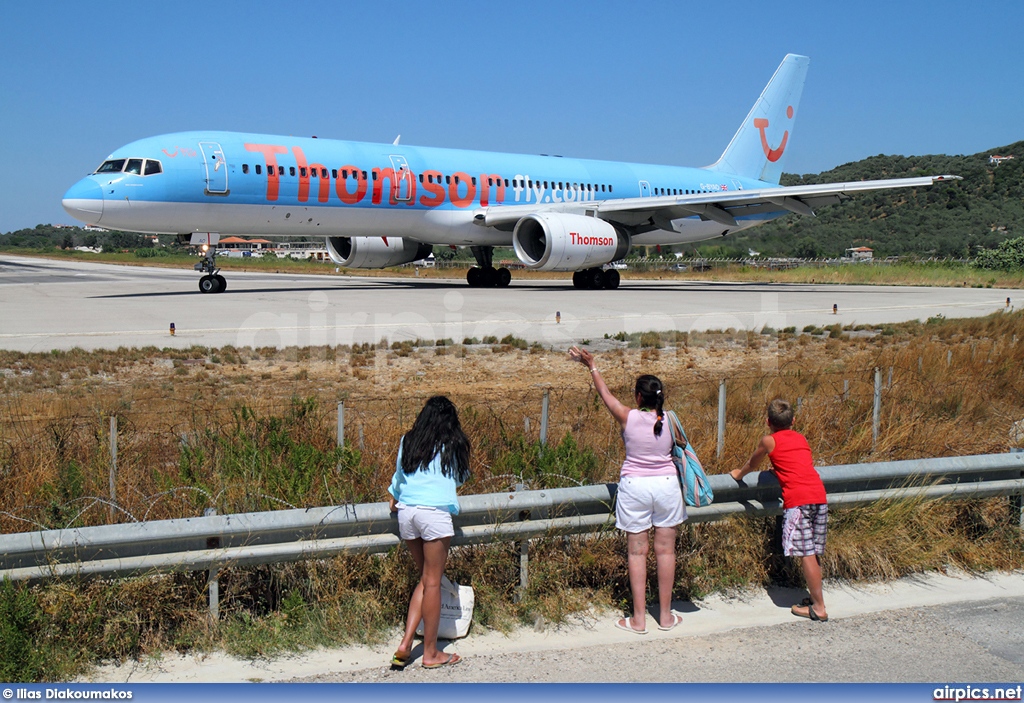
[614,616,648,635]
[657,612,684,631]
[390,651,411,669]
[791,603,829,622]
[423,653,462,669]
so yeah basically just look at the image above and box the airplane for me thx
[62,54,959,294]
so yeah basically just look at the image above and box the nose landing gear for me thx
[198,273,227,293]
[194,250,227,293]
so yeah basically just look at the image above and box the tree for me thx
[794,237,821,259]
[974,237,1024,271]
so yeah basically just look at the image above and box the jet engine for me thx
[512,213,629,271]
[326,237,433,268]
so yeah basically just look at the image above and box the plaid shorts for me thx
[781,503,828,557]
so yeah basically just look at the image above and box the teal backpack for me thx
[666,410,714,507]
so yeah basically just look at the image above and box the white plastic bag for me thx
[415,575,474,640]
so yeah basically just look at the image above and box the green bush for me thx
[0,580,46,681]
[974,237,1024,271]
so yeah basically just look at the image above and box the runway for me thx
[0,255,1019,353]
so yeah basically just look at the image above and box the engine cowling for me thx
[512,213,629,271]
[326,237,433,268]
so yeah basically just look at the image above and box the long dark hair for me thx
[400,396,471,482]
[635,375,665,436]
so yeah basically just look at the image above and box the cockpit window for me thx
[96,159,126,173]
[125,158,143,175]
[143,159,162,176]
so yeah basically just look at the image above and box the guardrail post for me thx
[843,380,849,402]
[205,507,220,621]
[1012,448,1023,530]
[109,417,117,523]
[717,379,726,461]
[515,483,528,601]
[540,391,549,446]
[873,368,882,452]
[337,402,344,448]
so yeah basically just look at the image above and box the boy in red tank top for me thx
[730,399,829,621]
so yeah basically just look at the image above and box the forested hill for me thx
[700,140,1024,258]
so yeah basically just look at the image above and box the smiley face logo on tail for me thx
[753,105,794,163]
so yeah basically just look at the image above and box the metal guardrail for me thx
[1,453,1022,586]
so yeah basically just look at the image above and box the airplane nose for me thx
[62,178,104,224]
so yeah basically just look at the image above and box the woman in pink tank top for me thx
[569,346,686,635]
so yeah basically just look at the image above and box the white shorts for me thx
[615,475,686,533]
[397,504,455,541]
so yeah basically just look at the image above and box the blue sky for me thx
[1,0,1022,233]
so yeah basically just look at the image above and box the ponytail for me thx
[635,375,666,437]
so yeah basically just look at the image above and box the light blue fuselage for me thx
[62,130,780,246]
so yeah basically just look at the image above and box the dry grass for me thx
[1,311,1023,679]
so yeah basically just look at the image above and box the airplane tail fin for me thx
[708,54,810,185]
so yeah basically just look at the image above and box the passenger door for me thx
[389,154,414,202]
[199,141,229,195]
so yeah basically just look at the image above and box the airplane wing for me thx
[472,175,961,231]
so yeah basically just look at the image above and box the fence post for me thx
[947,349,953,367]
[540,390,549,446]
[109,416,117,523]
[717,379,726,461]
[873,368,882,452]
[843,380,849,402]
[337,402,345,448]
[205,507,220,621]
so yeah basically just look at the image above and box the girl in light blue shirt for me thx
[388,396,470,670]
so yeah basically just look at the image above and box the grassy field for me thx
[1,305,1023,679]
[4,247,1024,288]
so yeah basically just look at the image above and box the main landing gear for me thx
[572,268,620,290]
[194,249,227,293]
[466,245,511,288]
[467,266,512,288]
